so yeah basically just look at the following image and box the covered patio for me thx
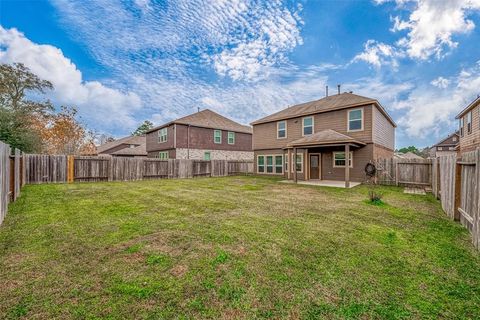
[285,129,366,188]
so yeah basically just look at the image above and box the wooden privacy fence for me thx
[374,158,432,187]
[24,155,254,184]
[0,141,25,226]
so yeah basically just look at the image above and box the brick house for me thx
[145,109,253,160]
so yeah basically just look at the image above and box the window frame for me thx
[204,151,211,161]
[467,111,472,134]
[347,108,364,132]
[289,153,304,173]
[158,127,168,143]
[257,154,283,175]
[277,121,287,139]
[284,154,289,172]
[158,151,169,159]
[460,117,464,137]
[214,129,222,144]
[227,131,235,145]
[302,117,314,136]
[333,151,353,168]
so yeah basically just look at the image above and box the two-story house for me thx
[145,109,253,160]
[456,96,480,153]
[251,92,396,187]
[96,135,147,158]
[430,132,459,158]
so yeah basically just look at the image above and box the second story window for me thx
[467,111,472,134]
[460,117,464,137]
[348,108,363,131]
[214,130,222,144]
[277,121,286,138]
[228,132,235,144]
[302,117,313,136]
[158,127,168,143]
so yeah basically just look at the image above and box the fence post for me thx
[9,155,15,202]
[474,149,480,249]
[395,160,399,186]
[67,155,75,183]
[454,159,462,221]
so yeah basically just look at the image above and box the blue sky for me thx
[1,0,480,148]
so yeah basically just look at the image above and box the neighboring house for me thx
[96,135,147,158]
[145,109,253,160]
[429,132,459,158]
[251,92,396,186]
[394,152,424,160]
[456,96,480,153]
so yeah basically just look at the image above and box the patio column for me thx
[294,147,297,183]
[287,149,291,180]
[345,144,350,188]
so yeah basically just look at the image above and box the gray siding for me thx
[372,106,395,150]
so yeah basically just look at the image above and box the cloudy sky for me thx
[1,0,480,148]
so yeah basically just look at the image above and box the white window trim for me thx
[214,129,222,144]
[158,151,169,159]
[467,112,472,134]
[204,151,211,161]
[277,121,287,139]
[347,108,364,132]
[333,151,353,168]
[227,131,235,145]
[302,117,314,136]
[460,117,464,137]
[290,153,304,173]
[284,154,289,172]
[158,127,168,143]
[257,154,284,175]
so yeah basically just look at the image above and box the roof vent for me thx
[337,84,341,95]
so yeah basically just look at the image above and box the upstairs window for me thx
[277,121,287,139]
[348,109,363,131]
[452,136,457,142]
[302,117,313,136]
[214,130,222,144]
[467,112,472,134]
[158,127,168,143]
[460,118,464,137]
[228,132,235,144]
[333,152,353,168]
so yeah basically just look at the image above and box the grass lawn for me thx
[1,176,480,319]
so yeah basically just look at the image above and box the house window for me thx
[257,156,265,173]
[438,147,443,151]
[333,152,353,168]
[214,130,222,144]
[228,132,235,144]
[204,152,211,161]
[467,112,472,134]
[303,117,313,136]
[284,154,289,172]
[460,117,464,137]
[275,155,283,174]
[158,151,169,159]
[158,128,168,143]
[277,121,287,138]
[290,153,303,173]
[452,136,457,142]
[449,147,455,150]
[348,109,363,131]
[266,156,274,173]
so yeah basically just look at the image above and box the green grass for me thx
[1,176,480,319]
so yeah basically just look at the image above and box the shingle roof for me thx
[455,96,480,119]
[110,144,147,156]
[96,135,145,154]
[146,109,252,134]
[287,129,366,148]
[433,131,459,147]
[394,152,424,160]
[251,92,396,126]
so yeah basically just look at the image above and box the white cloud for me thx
[388,0,480,59]
[0,26,142,131]
[352,40,403,68]
[394,62,480,137]
[430,76,450,88]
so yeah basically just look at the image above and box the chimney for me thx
[337,84,341,95]
[326,85,329,97]
[197,107,200,112]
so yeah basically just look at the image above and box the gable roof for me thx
[96,135,145,154]
[110,144,147,156]
[394,152,423,160]
[251,92,396,126]
[146,109,252,134]
[456,96,480,119]
[287,129,366,148]
[432,131,459,147]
